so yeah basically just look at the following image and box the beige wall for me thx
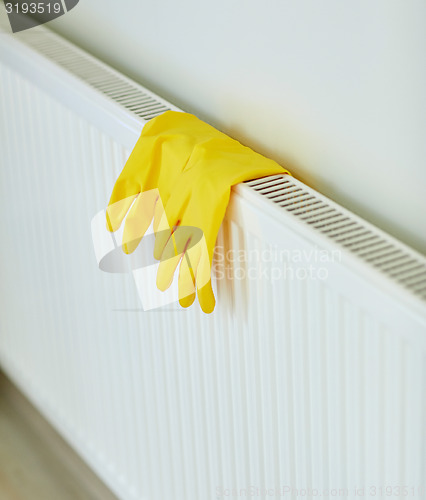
[50,0,426,253]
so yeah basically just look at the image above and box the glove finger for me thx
[154,224,173,261]
[156,228,191,291]
[153,196,175,260]
[153,190,189,260]
[122,189,157,254]
[197,280,215,314]
[153,195,170,233]
[194,238,215,313]
[178,239,203,308]
[106,180,139,232]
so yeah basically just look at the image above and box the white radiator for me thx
[0,20,425,500]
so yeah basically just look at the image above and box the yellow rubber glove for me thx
[106,110,290,313]
[106,111,230,253]
[153,126,290,313]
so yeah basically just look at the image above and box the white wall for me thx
[50,0,426,254]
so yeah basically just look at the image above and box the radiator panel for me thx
[0,26,425,500]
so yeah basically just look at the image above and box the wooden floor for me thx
[0,371,118,500]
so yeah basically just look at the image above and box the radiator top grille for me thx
[245,176,426,301]
[13,28,172,121]
[3,22,426,303]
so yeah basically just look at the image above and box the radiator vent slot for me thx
[246,176,426,301]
